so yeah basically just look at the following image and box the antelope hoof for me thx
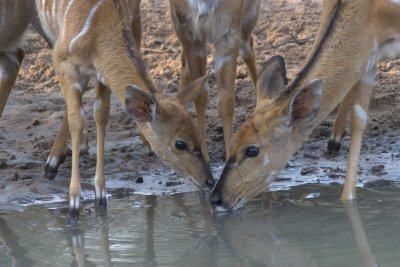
[80,143,89,156]
[327,138,341,152]
[95,196,107,209]
[68,208,80,223]
[44,155,66,180]
[327,131,346,153]
[68,195,81,222]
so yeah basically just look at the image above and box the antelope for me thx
[211,0,400,210]
[0,0,214,219]
[0,0,33,118]
[169,0,260,161]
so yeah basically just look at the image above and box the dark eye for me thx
[175,140,188,150]
[245,146,259,158]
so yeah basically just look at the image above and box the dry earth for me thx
[0,0,399,209]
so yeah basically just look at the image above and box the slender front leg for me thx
[45,78,90,180]
[215,38,240,160]
[341,79,373,201]
[328,90,354,152]
[180,40,209,162]
[93,82,111,209]
[0,49,24,118]
[55,59,86,219]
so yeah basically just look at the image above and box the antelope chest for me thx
[186,0,238,43]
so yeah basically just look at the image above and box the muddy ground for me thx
[1,0,399,209]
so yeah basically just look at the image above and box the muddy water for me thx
[0,184,399,267]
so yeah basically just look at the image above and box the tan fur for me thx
[0,0,213,219]
[212,0,400,210]
[0,0,33,117]
[169,0,260,160]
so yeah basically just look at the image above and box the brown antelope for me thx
[169,0,260,161]
[211,0,400,210]
[0,0,214,219]
[0,0,33,118]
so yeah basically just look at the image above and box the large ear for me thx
[257,55,288,102]
[175,72,210,107]
[125,85,158,122]
[288,79,323,125]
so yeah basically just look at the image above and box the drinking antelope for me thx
[211,0,400,210]
[169,0,260,161]
[0,0,214,219]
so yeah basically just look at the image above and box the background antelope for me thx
[0,0,214,219]
[211,0,400,210]
[169,0,260,161]
[0,0,32,118]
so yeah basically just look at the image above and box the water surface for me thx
[1,184,400,267]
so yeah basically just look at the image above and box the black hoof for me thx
[95,198,107,217]
[95,197,107,209]
[80,147,89,156]
[44,154,66,180]
[68,208,80,223]
[327,139,342,152]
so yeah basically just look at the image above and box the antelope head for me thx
[211,56,323,210]
[125,75,214,190]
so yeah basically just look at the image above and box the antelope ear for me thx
[288,79,323,125]
[257,55,288,102]
[125,85,158,122]
[175,72,210,107]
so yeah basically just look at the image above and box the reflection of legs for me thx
[215,39,240,160]
[341,80,373,200]
[94,82,111,209]
[0,49,24,118]
[144,195,157,267]
[328,90,353,152]
[0,217,34,267]
[343,201,378,267]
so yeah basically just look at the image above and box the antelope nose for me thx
[206,178,215,189]
[211,190,222,206]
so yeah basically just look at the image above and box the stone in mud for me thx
[300,166,318,176]
[136,177,144,184]
[364,179,393,188]
[32,118,40,126]
[166,181,183,187]
[371,165,387,176]
[274,177,292,182]
[0,159,6,169]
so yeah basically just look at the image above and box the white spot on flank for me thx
[263,153,270,167]
[93,100,101,113]
[354,104,368,124]
[214,56,232,72]
[69,0,105,52]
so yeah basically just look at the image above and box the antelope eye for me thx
[175,140,188,150]
[245,146,259,158]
